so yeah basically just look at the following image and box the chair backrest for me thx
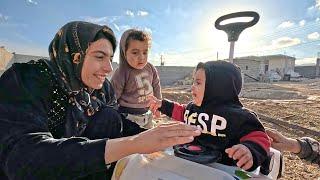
[264,148,285,180]
[112,148,284,180]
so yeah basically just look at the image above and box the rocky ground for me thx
[160,79,320,180]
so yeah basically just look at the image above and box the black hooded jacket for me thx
[159,61,270,171]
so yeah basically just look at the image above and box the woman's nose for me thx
[103,61,113,73]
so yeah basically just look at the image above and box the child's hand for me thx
[154,110,161,118]
[225,144,253,170]
[147,95,162,116]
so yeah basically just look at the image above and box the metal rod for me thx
[229,41,235,63]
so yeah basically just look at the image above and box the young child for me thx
[148,60,270,171]
[111,29,161,129]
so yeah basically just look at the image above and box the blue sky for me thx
[0,0,319,66]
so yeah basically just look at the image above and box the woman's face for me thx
[81,38,113,90]
[191,68,206,106]
[125,40,149,69]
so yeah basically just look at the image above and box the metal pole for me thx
[160,55,164,66]
[229,41,235,63]
[316,58,320,77]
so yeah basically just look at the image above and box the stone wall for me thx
[295,66,317,78]
[107,64,194,86]
[155,66,194,86]
[233,58,260,82]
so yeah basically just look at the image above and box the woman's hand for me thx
[133,122,201,154]
[225,144,253,170]
[266,129,301,153]
[105,122,201,164]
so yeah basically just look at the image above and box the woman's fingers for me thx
[157,123,200,147]
[162,136,195,147]
[135,122,201,154]
[158,121,182,127]
[157,122,201,138]
[164,128,201,138]
[163,122,200,134]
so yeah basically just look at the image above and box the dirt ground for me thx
[160,79,320,180]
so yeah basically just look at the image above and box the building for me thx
[295,54,320,78]
[233,54,296,82]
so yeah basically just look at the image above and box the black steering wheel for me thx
[215,11,260,42]
[173,143,221,164]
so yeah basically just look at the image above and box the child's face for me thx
[125,40,149,69]
[191,68,206,106]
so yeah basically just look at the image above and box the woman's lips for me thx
[95,74,106,81]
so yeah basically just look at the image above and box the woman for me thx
[0,21,200,180]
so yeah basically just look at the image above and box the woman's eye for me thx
[95,56,104,59]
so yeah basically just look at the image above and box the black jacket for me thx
[0,61,118,179]
[160,61,270,171]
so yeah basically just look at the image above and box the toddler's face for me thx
[125,40,149,69]
[191,68,206,106]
